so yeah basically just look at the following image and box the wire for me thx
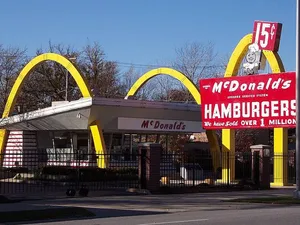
[0,53,227,70]
[115,61,226,69]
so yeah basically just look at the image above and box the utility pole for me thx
[65,69,68,101]
[294,0,300,199]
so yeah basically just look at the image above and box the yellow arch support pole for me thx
[264,51,287,186]
[0,53,107,168]
[222,34,286,186]
[90,120,107,168]
[221,34,253,183]
[125,67,221,171]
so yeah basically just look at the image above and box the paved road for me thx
[3,188,298,225]
[31,205,300,225]
[3,188,294,213]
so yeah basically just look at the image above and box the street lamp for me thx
[294,0,300,199]
[65,57,76,101]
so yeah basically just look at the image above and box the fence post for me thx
[138,143,162,193]
[139,148,147,190]
[295,151,297,184]
[77,150,80,190]
[227,152,230,187]
[252,151,260,187]
[193,155,195,187]
[250,145,271,189]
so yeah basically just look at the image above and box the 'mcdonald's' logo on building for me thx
[141,120,186,131]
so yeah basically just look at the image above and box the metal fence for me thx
[0,150,296,196]
[0,152,140,196]
[270,152,296,184]
[160,151,252,187]
[160,152,296,188]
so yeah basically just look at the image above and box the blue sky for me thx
[0,0,296,72]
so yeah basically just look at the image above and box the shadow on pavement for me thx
[4,205,168,225]
[2,189,297,224]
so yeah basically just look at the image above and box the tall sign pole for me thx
[295,0,300,199]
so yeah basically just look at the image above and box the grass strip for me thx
[0,207,95,223]
[224,196,300,204]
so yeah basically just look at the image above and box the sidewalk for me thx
[1,189,139,201]
[0,188,295,214]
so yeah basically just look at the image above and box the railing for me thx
[270,152,296,184]
[160,152,296,188]
[0,151,296,195]
[0,152,140,195]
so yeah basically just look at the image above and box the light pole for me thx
[294,0,300,199]
[65,69,69,101]
[65,57,76,101]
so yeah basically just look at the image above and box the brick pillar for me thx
[250,144,271,189]
[138,143,162,193]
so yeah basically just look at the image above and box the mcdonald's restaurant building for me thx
[0,97,205,168]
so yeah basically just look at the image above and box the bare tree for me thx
[14,42,125,113]
[121,66,139,93]
[0,45,27,113]
[153,42,220,102]
[215,128,263,153]
[173,42,219,82]
[151,75,177,101]
[79,42,123,98]
[235,129,259,152]
[120,65,157,100]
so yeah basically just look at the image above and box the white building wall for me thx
[3,131,38,168]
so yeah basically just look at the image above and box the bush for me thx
[42,166,76,176]
[3,167,29,173]
[0,167,29,179]
[40,166,138,182]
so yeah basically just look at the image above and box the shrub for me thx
[40,166,138,182]
[3,167,29,173]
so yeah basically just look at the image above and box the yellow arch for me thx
[0,53,106,168]
[2,53,92,117]
[126,68,201,103]
[125,67,221,171]
[222,33,286,185]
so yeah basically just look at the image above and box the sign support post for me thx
[294,0,300,199]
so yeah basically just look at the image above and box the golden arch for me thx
[222,33,286,185]
[0,53,106,168]
[125,67,221,170]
